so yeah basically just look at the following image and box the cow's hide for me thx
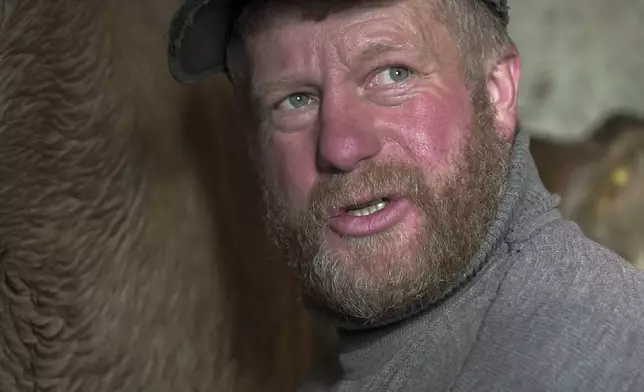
[0,0,314,390]
[531,114,644,269]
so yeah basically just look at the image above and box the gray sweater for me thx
[300,131,644,392]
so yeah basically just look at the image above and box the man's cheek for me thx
[388,102,471,175]
[269,142,318,208]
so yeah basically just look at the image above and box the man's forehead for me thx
[245,4,435,83]
[242,0,436,39]
[245,0,436,57]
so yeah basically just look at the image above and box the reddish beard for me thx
[260,91,511,328]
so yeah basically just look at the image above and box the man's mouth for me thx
[345,198,391,217]
[327,195,412,237]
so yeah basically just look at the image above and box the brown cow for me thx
[530,114,644,270]
[0,0,315,390]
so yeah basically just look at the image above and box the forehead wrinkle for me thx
[249,19,326,94]
[348,40,428,69]
[337,10,434,67]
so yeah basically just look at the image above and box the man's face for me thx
[243,0,519,326]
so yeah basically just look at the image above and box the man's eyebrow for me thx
[252,79,300,102]
[351,41,424,65]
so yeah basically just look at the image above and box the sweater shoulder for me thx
[466,218,644,391]
[505,217,644,309]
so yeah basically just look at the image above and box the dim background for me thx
[510,0,644,269]
[511,0,644,141]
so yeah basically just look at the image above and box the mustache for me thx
[306,162,431,220]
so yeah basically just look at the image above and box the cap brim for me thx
[168,0,238,84]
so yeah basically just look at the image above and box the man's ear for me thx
[486,46,521,141]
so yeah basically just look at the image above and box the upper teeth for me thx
[347,200,389,217]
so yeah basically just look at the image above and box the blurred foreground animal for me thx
[0,0,315,390]
[531,114,644,270]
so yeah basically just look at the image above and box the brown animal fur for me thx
[530,114,644,269]
[0,0,313,390]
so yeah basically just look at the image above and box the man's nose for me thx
[316,95,382,173]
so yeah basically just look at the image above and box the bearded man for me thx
[166,0,644,390]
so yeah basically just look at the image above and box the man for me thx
[167,0,644,390]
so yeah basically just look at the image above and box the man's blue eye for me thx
[373,66,412,86]
[284,93,312,109]
[388,67,411,82]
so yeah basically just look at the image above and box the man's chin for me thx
[288,230,429,325]
[322,228,423,278]
[299,258,429,328]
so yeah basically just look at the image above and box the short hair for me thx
[435,0,514,86]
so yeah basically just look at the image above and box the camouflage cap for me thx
[167,0,509,84]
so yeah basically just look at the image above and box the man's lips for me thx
[327,197,413,237]
[327,193,404,218]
